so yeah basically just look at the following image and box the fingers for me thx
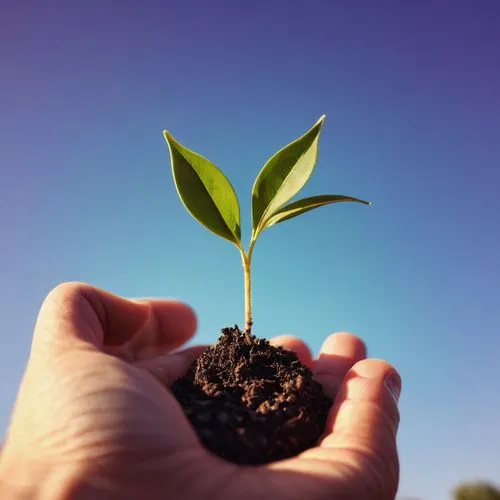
[314,333,367,398]
[319,359,401,497]
[34,282,197,354]
[325,359,401,441]
[270,336,314,370]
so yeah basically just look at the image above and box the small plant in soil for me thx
[163,115,369,465]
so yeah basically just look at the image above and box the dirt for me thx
[171,326,332,465]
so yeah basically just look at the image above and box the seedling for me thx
[163,116,369,465]
[163,115,369,343]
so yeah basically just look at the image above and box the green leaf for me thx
[163,131,241,245]
[251,115,326,237]
[263,194,370,230]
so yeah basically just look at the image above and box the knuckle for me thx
[355,444,399,500]
[333,443,400,499]
[42,282,92,310]
[368,458,399,499]
[47,281,88,300]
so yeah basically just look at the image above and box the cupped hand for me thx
[0,283,401,500]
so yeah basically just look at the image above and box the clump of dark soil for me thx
[171,326,332,465]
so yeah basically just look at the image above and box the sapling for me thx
[163,115,369,465]
[163,115,369,342]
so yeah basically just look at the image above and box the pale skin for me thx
[0,282,401,499]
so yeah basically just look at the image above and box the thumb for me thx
[321,359,401,499]
[32,282,197,356]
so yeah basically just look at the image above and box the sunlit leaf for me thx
[263,194,370,230]
[251,115,325,238]
[164,131,241,245]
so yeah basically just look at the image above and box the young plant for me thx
[163,115,369,343]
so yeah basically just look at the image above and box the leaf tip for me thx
[163,131,180,155]
[317,114,326,128]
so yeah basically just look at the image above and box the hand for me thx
[0,283,401,500]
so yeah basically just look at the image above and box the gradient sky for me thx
[1,1,499,498]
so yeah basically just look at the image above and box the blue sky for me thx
[1,2,499,498]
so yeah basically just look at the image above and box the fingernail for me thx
[384,371,401,404]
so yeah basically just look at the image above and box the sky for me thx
[1,1,499,498]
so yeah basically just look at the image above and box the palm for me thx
[88,347,396,500]
[101,331,398,500]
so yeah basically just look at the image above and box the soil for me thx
[171,326,332,465]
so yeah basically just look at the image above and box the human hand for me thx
[0,283,401,499]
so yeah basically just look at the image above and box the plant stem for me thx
[243,259,252,340]
[240,242,255,343]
